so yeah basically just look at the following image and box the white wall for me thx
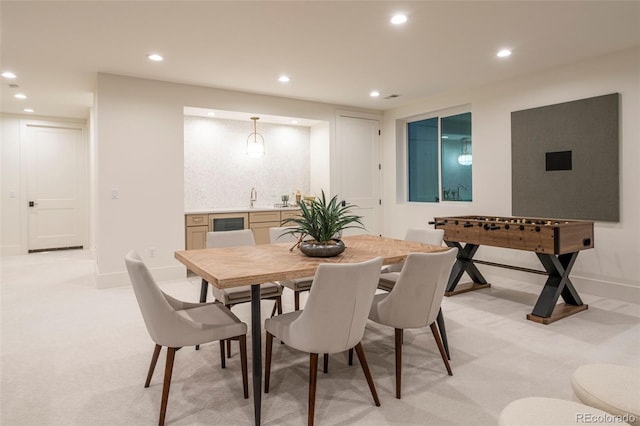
[95,74,374,287]
[184,116,311,210]
[1,115,23,255]
[382,47,640,301]
[309,122,331,195]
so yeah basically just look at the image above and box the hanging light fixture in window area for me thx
[247,116,265,158]
[457,137,472,166]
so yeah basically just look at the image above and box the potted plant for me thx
[281,190,365,257]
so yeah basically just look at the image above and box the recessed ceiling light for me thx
[2,71,16,79]
[207,112,216,117]
[370,91,381,97]
[278,75,290,83]
[24,108,34,113]
[497,49,512,58]
[147,53,164,62]
[14,93,27,99]
[390,14,408,25]
[291,120,298,124]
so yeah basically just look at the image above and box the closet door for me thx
[26,122,87,251]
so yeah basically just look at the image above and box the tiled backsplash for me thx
[184,116,310,210]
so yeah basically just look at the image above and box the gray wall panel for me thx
[511,93,619,221]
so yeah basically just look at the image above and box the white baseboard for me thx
[481,265,640,303]
[1,245,23,256]
[95,264,186,289]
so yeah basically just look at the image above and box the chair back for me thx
[207,229,255,248]
[125,250,178,345]
[288,256,383,354]
[376,248,457,329]
[405,228,445,246]
[383,228,446,274]
[269,226,298,244]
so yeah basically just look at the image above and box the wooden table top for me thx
[175,234,449,289]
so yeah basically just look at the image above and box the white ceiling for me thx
[1,1,639,119]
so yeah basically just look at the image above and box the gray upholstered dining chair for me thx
[269,226,313,311]
[125,250,248,426]
[368,248,457,399]
[378,227,445,291]
[264,256,384,426]
[376,227,453,360]
[202,230,283,356]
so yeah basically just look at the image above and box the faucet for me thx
[250,187,257,208]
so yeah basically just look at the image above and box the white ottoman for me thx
[499,397,631,426]
[572,364,640,426]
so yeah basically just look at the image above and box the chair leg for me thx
[294,291,300,311]
[309,353,319,426]
[436,308,451,360]
[264,332,273,393]
[226,304,233,358]
[219,340,226,369]
[145,344,162,388]
[159,347,177,426]
[269,296,283,318]
[348,348,353,366]
[430,323,453,376]
[239,335,249,399]
[354,342,380,406]
[323,354,329,374]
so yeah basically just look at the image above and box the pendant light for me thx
[247,117,265,158]
[457,137,472,166]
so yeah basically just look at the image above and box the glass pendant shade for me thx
[457,153,472,165]
[457,137,472,165]
[247,117,265,158]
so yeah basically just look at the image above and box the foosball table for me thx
[431,215,594,324]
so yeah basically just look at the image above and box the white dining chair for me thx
[378,227,445,291]
[264,256,384,426]
[269,226,313,311]
[376,227,453,360]
[367,249,457,399]
[202,229,283,356]
[125,250,248,426]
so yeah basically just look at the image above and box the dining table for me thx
[174,233,450,425]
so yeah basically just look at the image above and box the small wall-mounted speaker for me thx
[546,150,572,171]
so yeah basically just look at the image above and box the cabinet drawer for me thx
[249,211,281,223]
[186,214,208,227]
[280,209,301,223]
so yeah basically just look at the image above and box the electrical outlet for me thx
[111,189,119,199]
[148,247,157,257]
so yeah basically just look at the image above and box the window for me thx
[407,112,472,202]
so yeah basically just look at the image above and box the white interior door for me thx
[27,123,86,251]
[336,113,382,236]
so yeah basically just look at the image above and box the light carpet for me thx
[1,250,638,425]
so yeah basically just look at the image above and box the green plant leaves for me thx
[281,190,365,244]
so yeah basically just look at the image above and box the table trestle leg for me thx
[528,252,587,324]
[444,242,491,296]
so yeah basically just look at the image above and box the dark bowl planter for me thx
[299,239,345,257]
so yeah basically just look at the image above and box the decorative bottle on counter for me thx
[295,190,301,205]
